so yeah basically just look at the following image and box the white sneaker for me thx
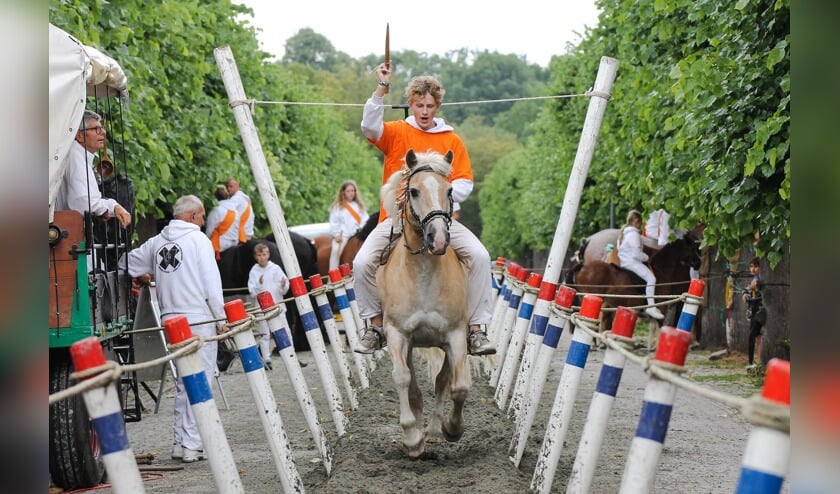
[645,307,665,320]
[182,447,207,463]
[171,443,183,460]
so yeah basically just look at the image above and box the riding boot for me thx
[468,325,496,355]
[355,320,384,354]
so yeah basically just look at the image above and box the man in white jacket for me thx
[55,110,131,227]
[127,195,225,463]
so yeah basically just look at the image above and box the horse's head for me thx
[653,231,702,271]
[382,149,454,255]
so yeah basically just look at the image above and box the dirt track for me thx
[90,330,789,493]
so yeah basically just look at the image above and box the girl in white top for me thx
[617,210,665,320]
[247,243,290,367]
[328,180,369,271]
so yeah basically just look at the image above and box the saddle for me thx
[610,263,647,288]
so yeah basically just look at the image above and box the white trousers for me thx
[166,315,217,451]
[353,218,493,326]
[622,260,657,306]
[329,237,346,271]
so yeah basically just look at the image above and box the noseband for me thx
[401,165,452,255]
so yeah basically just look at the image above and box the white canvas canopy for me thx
[48,23,127,221]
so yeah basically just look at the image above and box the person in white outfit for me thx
[247,242,290,370]
[55,109,132,228]
[205,185,241,260]
[645,207,671,246]
[225,177,254,242]
[328,180,369,271]
[127,195,225,463]
[354,68,495,356]
[617,209,665,320]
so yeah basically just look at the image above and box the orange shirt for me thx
[371,120,473,221]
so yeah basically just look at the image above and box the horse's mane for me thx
[381,150,453,234]
[353,210,379,241]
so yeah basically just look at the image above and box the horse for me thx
[567,229,702,347]
[313,211,379,278]
[377,149,470,458]
[216,232,321,353]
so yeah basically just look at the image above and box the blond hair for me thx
[330,179,367,211]
[405,75,445,106]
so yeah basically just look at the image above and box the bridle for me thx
[400,164,453,255]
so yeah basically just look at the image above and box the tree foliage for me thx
[50,0,381,236]
[482,0,790,266]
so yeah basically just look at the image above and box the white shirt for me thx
[645,208,671,246]
[618,226,649,266]
[248,260,289,311]
[329,201,369,238]
[205,198,240,253]
[127,219,225,319]
[229,190,254,240]
[54,141,118,217]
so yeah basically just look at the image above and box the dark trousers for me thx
[747,317,763,365]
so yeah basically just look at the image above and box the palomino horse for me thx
[567,230,702,345]
[313,211,379,278]
[377,149,470,458]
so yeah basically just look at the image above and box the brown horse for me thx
[313,211,379,278]
[377,149,470,458]
[567,231,702,345]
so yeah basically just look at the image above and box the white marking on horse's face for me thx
[414,174,450,253]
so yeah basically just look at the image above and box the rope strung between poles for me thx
[574,320,790,434]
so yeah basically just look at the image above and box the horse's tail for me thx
[417,347,472,387]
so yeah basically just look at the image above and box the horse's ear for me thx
[444,150,454,164]
[405,149,418,168]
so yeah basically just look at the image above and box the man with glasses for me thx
[55,109,131,227]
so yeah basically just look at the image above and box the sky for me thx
[235,1,601,68]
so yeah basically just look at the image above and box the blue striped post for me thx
[735,358,790,493]
[618,326,693,493]
[308,274,360,406]
[508,278,557,422]
[490,264,527,388]
[258,291,334,475]
[70,337,145,494]
[676,279,706,333]
[290,274,347,436]
[224,300,305,492]
[509,285,576,468]
[164,316,244,493]
[339,264,376,372]
[329,268,371,383]
[530,295,603,493]
[567,306,639,493]
[495,272,542,409]
[487,262,512,346]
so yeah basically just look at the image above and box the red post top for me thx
[554,285,577,309]
[339,264,352,277]
[164,315,194,344]
[257,291,275,309]
[495,257,507,268]
[70,336,106,374]
[527,272,543,288]
[508,262,521,277]
[309,274,323,289]
[762,358,791,405]
[579,295,603,319]
[516,267,529,282]
[224,299,248,322]
[612,307,638,338]
[289,276,307,297]
[328,268,343,283]
[654,326,692,366]
[537,281,559,301]
[688,279,706,297]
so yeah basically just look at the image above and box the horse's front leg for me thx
[426,353,450,442]
[387,329,425,458]
[442,334,469,442]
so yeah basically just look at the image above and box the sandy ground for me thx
[86,328,789,494]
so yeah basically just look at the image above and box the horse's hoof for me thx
[441,421,464,442]
[404,440,425,458]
